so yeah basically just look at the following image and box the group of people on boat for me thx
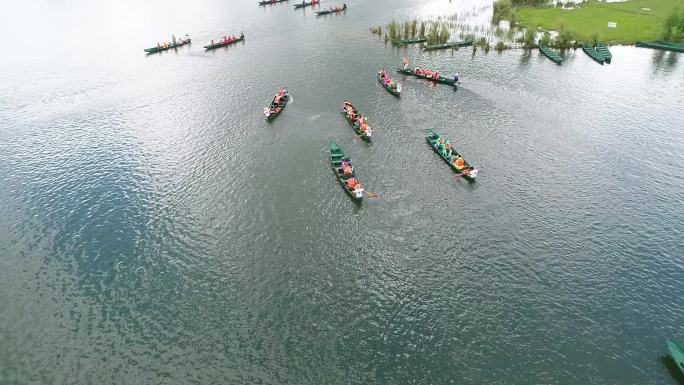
[339,159,363,198]
[265,89,288,117]
[434,136,476,177]
[401,58,459,84]
[341,102,372,138]
[300,0,318,5]
[378,69,399,91]
[326,3,346,12]
[155,34,190,49]
[209,32,244,46]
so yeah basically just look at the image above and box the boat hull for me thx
[329,141,363,202]
[397,68,457,87]
[426,130,477,182]
[204,36,244,50]
[144,39,191,53]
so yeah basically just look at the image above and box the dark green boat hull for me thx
[423,40,473,51]
[426,130,477,182]
[582,44,605,64]
[636,40,684,53]
[668,340,684,375]
[596,43,612,62]
[394,36,428,45]
[266,92,289,121]
[539,45,563,64]
[316,5,346,15]
[259,0,288,5]
[397,68,457,87]
[294,1,317,8]
[144,39,191,54]
[377,74,400,96]
[341,102,371,141]
[204,36,244,50]
[329,141,362,202]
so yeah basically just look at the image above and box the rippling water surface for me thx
[2,0,684,384]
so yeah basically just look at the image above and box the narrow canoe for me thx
[596,43,612,62]
[340,102,372,141]
[667,340,684,375]
[423,40,473,51]
[294,0,318,8]
[144,39,191,53]
[397,68,457,87]
[204,35,245,50]
[377,73,401,97]
[259,0,288,5]
[582,44,605,64]
[316,4,346,15]
[426,130,478,182]
[264,91,289,121]
[329,141,363,201]
[394,36,428,45]
[539,45,563,64]
[636,40,684,53]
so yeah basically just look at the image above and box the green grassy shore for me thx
[516,0,683,44]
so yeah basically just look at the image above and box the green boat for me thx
[329,141,363,201]
[294,0,318,8]
[667,340,684,375]
[316,4,346,15]
[539,45,563,65]
[636,40,684,53]
[423,40,473,51]
[144,37,191,54]
[397,68,458,88]
[426,130,478,182]
[394,36,428,45]
[204,34,244,50]
[259,0,288,5]
[264,90,289,121]
[340,102,372,141]
[582,44,605,64]
[377,73,401,96]
[596,43,612,62]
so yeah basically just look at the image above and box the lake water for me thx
[1,0,683,384]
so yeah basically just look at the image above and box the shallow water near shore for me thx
[1,0,684,384]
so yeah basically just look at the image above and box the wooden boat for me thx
[258,0,288,5]
[377,73,401,96]
[539,45,563,64]
[144,38,191,54]
[340,102,372,141]
[204,34,244,50]
[667,340,684,375]
[636,40,684,53]
[397,68,457,87]
[316,4,346,15]
[329,141,363,201]
[426,130,478,182]
[294,0,318,8]
[264,90,289,121]
[394,36,428,45]
[596,43,612,62]
[423,40,473,51]
[582,44,605,64]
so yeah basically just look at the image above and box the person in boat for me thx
[433,71,440,80]
[347,107,355,121]
[157,42,161,48]
[388,80,396,89]
[444,142,452,157]
[346,177,357,189]
[342,162,353,175]
[402,58,409,70]
[425,68,432,77]
[452,156,465,170]
[454,73,459,83]
[379,68,387,79]
[363,126,372,138]
[383,77,391,86]
[172,34,177,45]
[240,31,244,38]
[352,183,363,198]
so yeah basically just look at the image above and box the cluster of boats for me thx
[144,33,245,54]
[259,0,347,14]
[261,66,478,202]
